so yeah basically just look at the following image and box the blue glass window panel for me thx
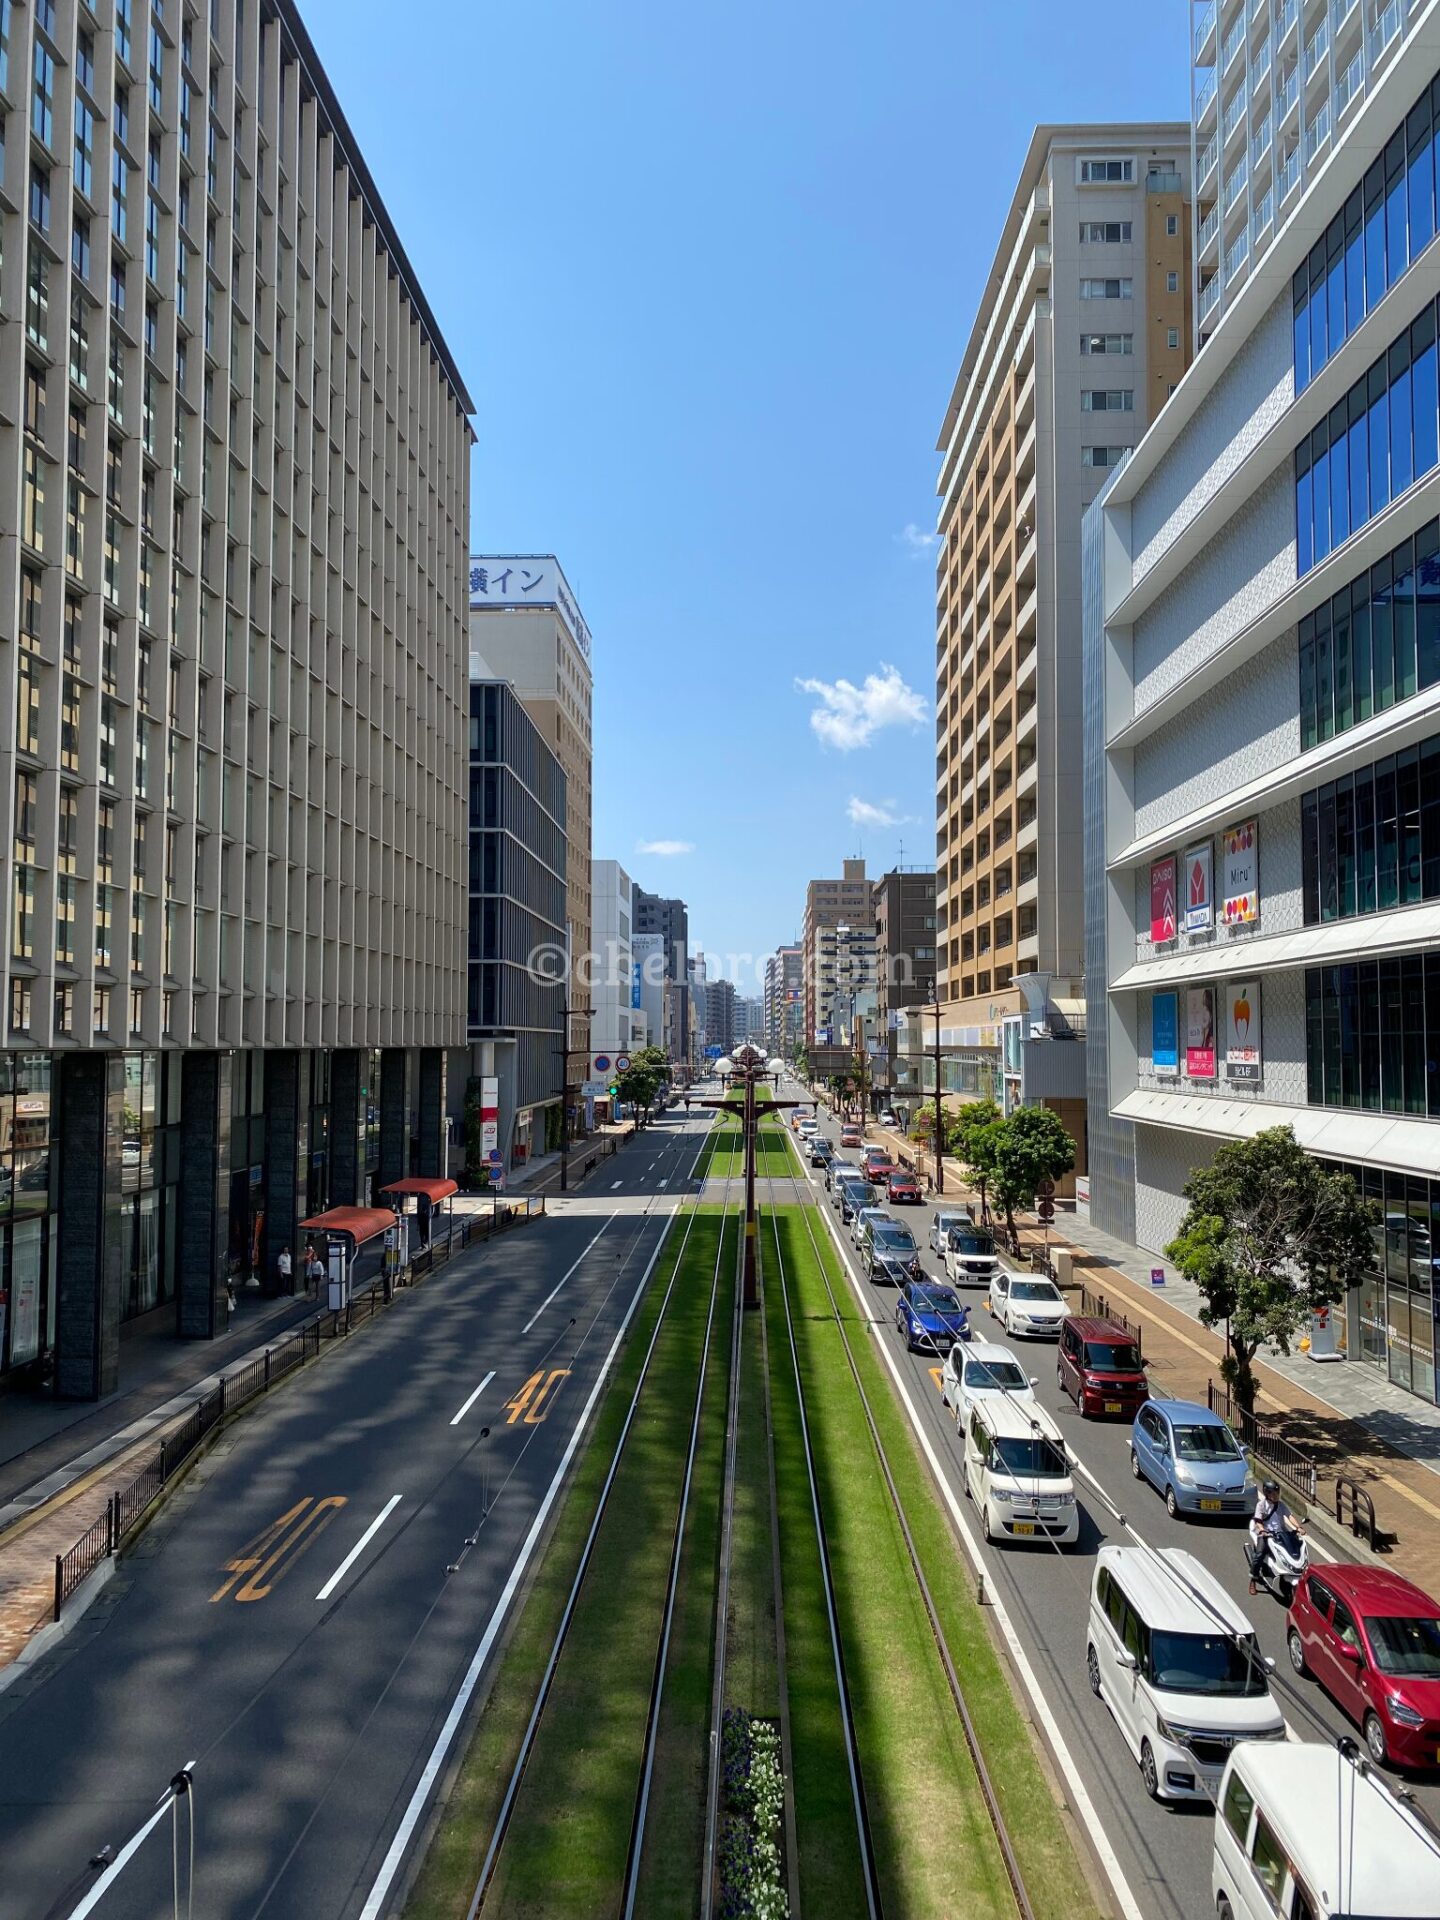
[1373,561,1396,712]
[1417,523,1440,689]
[1327,252,1346,356]
[1395,540,1418,700]
[1310,271,1328,375]
[1391,361,1413,496]
[1314,438,1332,563]
[1297,462,1313,574]
[1387,141,1409,287]
[1370,372,1391,513]
[1345,221,1365,339]
[1295,291,1311,391]
[1330,405,1351,548]
[1409,105,1435,258]
[1334,594,1353,732]
[1352,583,1373,723]
[1315,604,1333,742]
[1365,187,1387,310]
[1299,619,1317,749]
[1412,320,1439,479]
[1349,398,1370,527]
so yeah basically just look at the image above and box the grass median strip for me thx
[780,1204,1106,1920]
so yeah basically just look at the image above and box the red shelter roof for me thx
[298,1206,395,1245]
[379,1178,458,1204]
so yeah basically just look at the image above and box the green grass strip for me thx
[781,1206,1106,1920]
[476,1211,733,1918]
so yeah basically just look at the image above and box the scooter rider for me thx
[1248,1479,1305,1595]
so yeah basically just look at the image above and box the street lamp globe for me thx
[715,1056,734,1077]
[767,1058,785,1076]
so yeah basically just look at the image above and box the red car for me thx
[1286,1562,1440,1769]
[862,1151,894,1181]
[887,1168,922,1204]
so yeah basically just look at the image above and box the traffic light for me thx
[609,1082,620,1097]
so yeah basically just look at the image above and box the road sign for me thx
[615,1054,631,1072]
[488,1148,503,1167]
[1037,1177,1056,1200]
[1037,1199,1056,1221]
[593,1054,611,1074]
[581,1079,607,1097]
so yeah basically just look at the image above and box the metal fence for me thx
[53,1201,544,1620]
[1206,1380,1318,1503]
[1078,1284,1144,1361]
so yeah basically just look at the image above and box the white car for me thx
[798,1118,818,1138]
[929,1208,968,1255]
[962,1396,1079,1547]
[851,1205,889,1248]
[878,1110,900,1130]
[989,1270,1068,1339]
[940,1339,1037,1424]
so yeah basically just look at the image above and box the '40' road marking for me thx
[210,1496,347,1603]
[505,1368,570,1426]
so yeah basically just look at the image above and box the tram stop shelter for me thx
[298,1205,395,1309]
[379,1176,458,1246]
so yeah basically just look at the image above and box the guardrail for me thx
[1335,1474,1386,1552]
[1206,1379,1318,1503]
[53,1204,543,1621]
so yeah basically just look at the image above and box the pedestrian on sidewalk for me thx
[307,1247,325,1294]
[276,1244,293,1295]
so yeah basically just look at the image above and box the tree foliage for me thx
[1164,1126,1373,1413]
[989,1105,1076,1239]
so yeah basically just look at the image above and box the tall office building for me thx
[763,945,803,1057]
[459,685,566,1169]
[801,858,871,1044]
[633,889,689,1059]
[1191,0,1420,348]
[704,978,736,1054]
[591,859,638,1063]
[1088,3,1440,1405]
[0,0,471,1397]
[872,868,938,1109]
[469,556,593,1118]
[933,126,1191,1121]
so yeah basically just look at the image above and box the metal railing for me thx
[1335,1473,1384,1551]
[52,1206,544,1620]
[1206,1379,1318,1501]
[1078,1284,1144,1360]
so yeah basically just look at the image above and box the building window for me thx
[1295,300,1440,575]
[77,29,95,94]
[60,676,81,772]
[1167,326,1180,349]
[55,984,73,1035]
[1305,954,1440,1120]
[72,214,91,281]
[1294,75,1440,393]
[69,292,89,389]
[93,987,111,1035]
[95,885,114,970]
[1081,333,1133,355]
[1081,389,1134,411]
[1080,220,1132,243]
[13,774,37,862]
[1082,444,1132,468]
[26,250,48,350]
[10,981,32,1037]
[14,654,39,757]
[31,40,54,150]
[11,867,34,961]
[75,98,94,198]
[1300,517,1440,746]
[29,163,50,233]
[1080,278,1133,299]
[1300,732,1440,924]
[1080,157,1134,183]
[1166,270,1179,293]
[1166,214,1179,236]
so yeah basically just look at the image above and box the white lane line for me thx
[611,1180,623,1191]
[814,1201,1147,1920]
[316,1495,403,1602]
[358,1211,677,1920]
[520,1220,614,1335]
[64,1765,196,1918]
[450,1370,496,1428]
[660,1180,668,1189]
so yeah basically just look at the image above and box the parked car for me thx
[930,1208,968,1256]
[963,1397,1078,1547]
[1086,1545,1285,1802]
[988,1271,1068,1339]
[860,1214,921,1278]
[1213,1739,1440,1920]
[1057,1315,1149,1419]
[1286,1562,1440,1769]
[943,1224,1002,1287]
[887,1168,922,1205]
[941,1338,1036,1423]
[1129,1399,1256,1518]
[851,1204,890,1248]
[895,1279,969,1353]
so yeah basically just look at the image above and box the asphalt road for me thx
[781,1087,1440,1920]
[0,1110,709,1920]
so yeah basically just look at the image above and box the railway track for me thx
[769,1121,1037,1920]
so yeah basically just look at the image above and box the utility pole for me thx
[931,982,945,1196]
[553,1000,595,1193]
[701,1045,799,1309]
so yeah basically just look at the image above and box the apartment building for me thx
[1087,1,1440,1405]
[469,556,593,1115]
[0,0,471,1398]
[764,945,803,1057]
[1191,0,1420,347]
[872,867,938,1110]
[933,126,1191,1134]
[801,858,871,1045]
[633,889,688,1060]
[591,858,638,1066]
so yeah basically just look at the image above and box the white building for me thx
[1087,2,1440,1407]
[591,860,639,1064]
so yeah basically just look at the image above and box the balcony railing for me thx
[1195,1,1217,57]
[1332,0,1359,30]
[1277,62,1299,116]
[1304,16,1329,78]
[1223,84,1249,141]
[1199,202,1220,249]
[1336,47,1364,114]
[1225,227,1251,279]
[1253,34,1272,82]
[1370,0,1402,63]
[1304,98,1331,162]
[1278,0,1299,38]
[1198,130,1220,182]
[1279,143,1301,200]
[1253,119,1272,167]
[1200,272,1221,319]
[1222,10,1247,67]
[1223,153,1248,211]
[1252,186,1274,241]
[1196,66,1218,116]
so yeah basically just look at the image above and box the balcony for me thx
[1197,130,1220,188]
[1198,202,1220,255]
[1335,48,1364,118]
[1370,0,1401,66]
[1278,143,1300,203]
[1195,2,1217,60]
[1016,698,1038,744]
[1017,757,1038,799]
[1277,0,1298,43]
[1276,63,1298,120]
[1223,152,1248,213]
[1017,928,1041,965]
[1015,636,1038,690]
[1222,8,1246,70]
[1303,16,1328,80]
[1017,869,1039,906]
[1224,226,1250,282]
[1304,98,1331,165]
[1222,83,1249,147]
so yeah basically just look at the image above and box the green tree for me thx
[949,1100,1004,1215]
[632,1044,671,1079]
[1165,1126,1373,1415]
[616,1062,663,1125]
[989,1104,1077,1241]
[462,1076,485,1186]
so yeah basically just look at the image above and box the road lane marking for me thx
[520,1220,613,1334]
[357,1211,678,1920]
[65,1771,195,1918]
[315,1494,403,1601]
[211,1496,347,1603]
[814,1200,1147,1920]
[450,1370,496,1427]
[611,1180,622,1190]
[505,1368,570,1425]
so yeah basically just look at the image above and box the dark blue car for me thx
[895,1280,970,1354]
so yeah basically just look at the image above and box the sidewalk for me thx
[860,1118,1440,1594]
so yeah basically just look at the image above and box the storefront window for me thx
[0,1054,56,1375]
[119,1051,178,1322]
[1325,1159,1439,1402]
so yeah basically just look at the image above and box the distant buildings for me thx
[872,868,938,1113]
[764,947,804,1058]
[591,860,640,1068]
[705,978,737,1054]
[802,860,872,1046]
[634,890,690,1060]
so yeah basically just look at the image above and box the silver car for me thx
[851,1205,890,1248]
[929,1208,969,1256]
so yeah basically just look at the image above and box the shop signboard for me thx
[1185,841,1214,933]
[1150,855,1178,943]
[1221,818,1259,924]
[481,1075,499,1157]
[1186,985,1217,1080]
[1224,979,1262,1081]
[1152,992,1179,1076]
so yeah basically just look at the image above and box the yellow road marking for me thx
[928,1366,944,1392]
[505,1368,571,1426]
[210,1495,347,1603]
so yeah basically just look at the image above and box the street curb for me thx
[0,1556,116,1695]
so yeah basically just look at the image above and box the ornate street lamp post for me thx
[700,1045,798,1307]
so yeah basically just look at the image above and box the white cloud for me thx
[846,796,912,829]
[794,663,928,751]
[898,522,940,555]
[636,838,694,857]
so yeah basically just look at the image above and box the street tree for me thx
[950,1100,1003,1216]
[1164,1126,1373,1415]
[616,1063,664,1126]
[990,1104,1077,1242]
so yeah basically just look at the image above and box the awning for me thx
[379,1178,458,1205]
[1112,1089,1440,1178]
[298,1206,395,1246]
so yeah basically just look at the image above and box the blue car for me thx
[895,1280,970,1354]
[1129,1398,1258,1520]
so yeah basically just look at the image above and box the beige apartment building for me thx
[932,125,1191,1138]
[469,557,593,1101]
[801,859,872,1048]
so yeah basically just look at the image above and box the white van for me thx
[962,1396,1078,1546]
[1213,1740,1440,1920]
[1086,1544,1286,1802]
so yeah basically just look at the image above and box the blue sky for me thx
[304,0,1187,991]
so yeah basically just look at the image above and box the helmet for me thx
[1262,1479,1280,1498]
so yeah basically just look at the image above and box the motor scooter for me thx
[1248,1517,1309,1603]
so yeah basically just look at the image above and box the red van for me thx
[1057,1315,1148,1418]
